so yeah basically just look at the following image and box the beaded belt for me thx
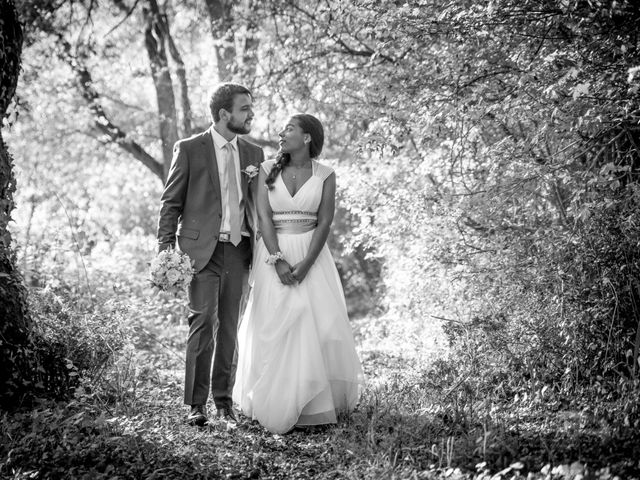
[272,210,317,234]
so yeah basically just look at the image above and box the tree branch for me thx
[106,0,141,37]
[62,40,164,180]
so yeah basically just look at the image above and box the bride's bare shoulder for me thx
[313,160,334,181]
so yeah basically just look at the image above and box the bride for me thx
[233,113,365,433]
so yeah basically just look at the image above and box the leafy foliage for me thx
[29,286,131,394]
[4,0,640,475]
[1,314,639,479]
[247,0,640,386]
[0,401,218,479]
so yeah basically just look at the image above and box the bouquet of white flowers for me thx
[149,249,195,295]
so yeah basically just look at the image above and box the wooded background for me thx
[1,0,640,477]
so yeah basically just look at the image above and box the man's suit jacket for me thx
[157,129,265,272]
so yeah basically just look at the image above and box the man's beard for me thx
[228,118,251,135]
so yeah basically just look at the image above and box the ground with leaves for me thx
[1,310,639,480]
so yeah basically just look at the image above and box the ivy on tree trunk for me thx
[0,0,34,408]
[0,0,75,408]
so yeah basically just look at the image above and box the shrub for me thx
[27,285,132,398]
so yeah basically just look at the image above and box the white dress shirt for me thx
[210,127,247,236]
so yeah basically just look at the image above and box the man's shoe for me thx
[216,406,238,424]
[187,405,208,426]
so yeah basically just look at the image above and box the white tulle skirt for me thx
[233,231,365,434]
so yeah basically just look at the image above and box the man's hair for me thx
[209,83,253,122]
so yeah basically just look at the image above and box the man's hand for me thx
[158,243,174,254]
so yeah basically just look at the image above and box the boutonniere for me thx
[242,165,259,179]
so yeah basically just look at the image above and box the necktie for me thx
[223,143,241,246]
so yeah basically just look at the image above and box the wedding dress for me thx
[233,159,365,434]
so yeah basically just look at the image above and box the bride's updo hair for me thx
[265,114,325,190]
[299,113,324,158]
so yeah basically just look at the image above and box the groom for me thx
[157,83,264,426]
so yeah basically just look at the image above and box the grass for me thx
[2,308,640,479]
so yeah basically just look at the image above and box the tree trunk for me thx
[0,0,36,408]
[144,0,179,179]
[159,12,194,137]
[0,0,27,325]
[235,0,261,82]
[205,0,237,82]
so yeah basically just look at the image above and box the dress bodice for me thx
[262,159,334,233]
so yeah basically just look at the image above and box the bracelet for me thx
[265,251,285,265]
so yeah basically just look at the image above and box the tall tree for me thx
[205,0,236,82]
[20,0,269,183]
[142,0,180,177]
[204,0,262,83]
[0,0,36,407]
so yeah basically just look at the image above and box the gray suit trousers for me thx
[184,236,251,408]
